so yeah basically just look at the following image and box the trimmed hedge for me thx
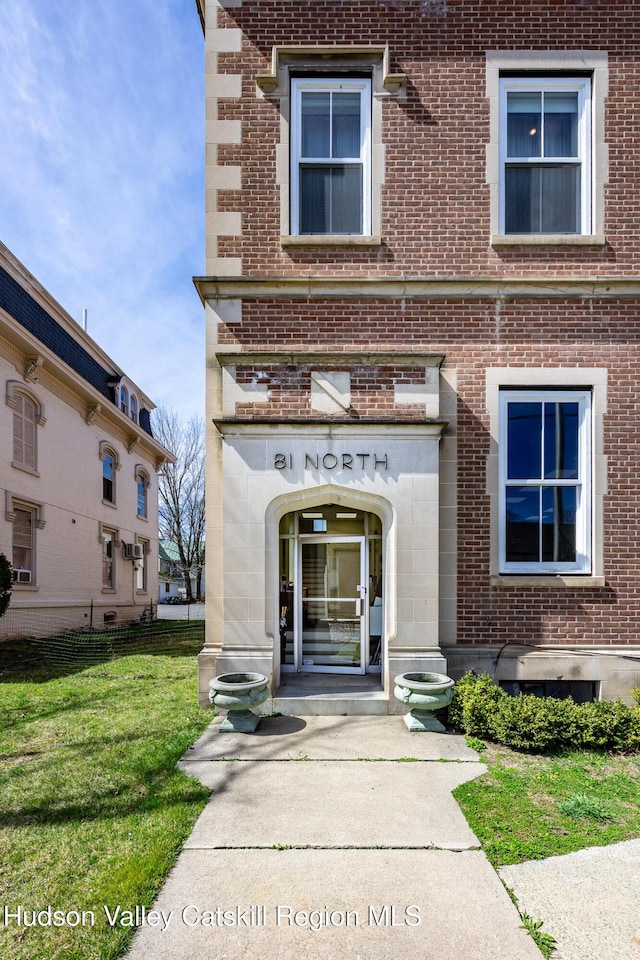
[448,671,640,753]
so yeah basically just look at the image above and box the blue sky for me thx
[0,0,204,421]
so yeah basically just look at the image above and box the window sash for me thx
[137,475,147,518]
[499,391,591,573]
[499,78,591,235]
[102,530,115,588]
[291,78,371,235]
[13,507,34,576]
[13,395,36,468]
[103,454,115,502]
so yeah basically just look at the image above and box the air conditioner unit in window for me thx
[123,543,143,560]
[14,570,31,583]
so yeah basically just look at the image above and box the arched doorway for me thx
[278,504,383,675]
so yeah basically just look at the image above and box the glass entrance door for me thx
[299,537,365,673]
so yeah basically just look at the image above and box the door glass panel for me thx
[301,541,362,669]
[369,537,383,667]
[279,538,295,665]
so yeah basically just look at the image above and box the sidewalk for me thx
[124,715,541,960]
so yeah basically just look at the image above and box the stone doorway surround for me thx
[199,419,448,713]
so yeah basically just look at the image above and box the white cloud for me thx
[0,0,204,420]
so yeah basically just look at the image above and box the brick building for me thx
[195,0,640,710]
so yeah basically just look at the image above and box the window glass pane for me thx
[13,507,33,573]
[507,402,542,479]
[544,402,579,479]
[541,486,577,562]
[300,166,362,234]
[505,486,540,563]
[505,166,540,233]
[301,92,330,157]
[540,166,579,233]
[331,166,363,233]
[332,91,361,157]
[544,92,578,157]
[103,455,114,501]
[507,92,541,157]
[506,165,579,234]
[300,167,331,232]
[137,477,147,516]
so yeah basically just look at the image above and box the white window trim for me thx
[498,390,591,574]
[290,77,372,237]
[486,367,607,587]
[499,77,592,236]
[5,494,45,589]
[486,51,608,245]
[6,381,46,476]
[256,45,406,246]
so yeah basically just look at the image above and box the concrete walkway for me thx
[124,715,541,960]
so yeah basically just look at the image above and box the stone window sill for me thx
[281,235,382,247]
[491,575,606,589]
[492,234,606,247]
[12,461,40,477]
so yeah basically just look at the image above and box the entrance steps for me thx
[269,672,389,716]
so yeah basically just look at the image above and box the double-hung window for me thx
[291,77,371,236]
[499,391,591,574]
[13,506,35,584]
[500,77,592,235]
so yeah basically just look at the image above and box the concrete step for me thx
[267,671,390,716]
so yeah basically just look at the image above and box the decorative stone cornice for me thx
[256,45,406,98]
[214,351,445,366]
[195,276,640,302]
[213,419,448,437]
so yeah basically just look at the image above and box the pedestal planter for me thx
[209,672,270,732]
[394,672,455,732]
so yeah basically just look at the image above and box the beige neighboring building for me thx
[0,241,171,637]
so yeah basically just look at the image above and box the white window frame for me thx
[100,525,119,591]
[290,77,371,236]
[499,77,592,236]
[499,390,592,574]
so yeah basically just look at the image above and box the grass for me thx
[0,622,212,960]
[454,741,640,867]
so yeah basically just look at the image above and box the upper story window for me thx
[13,393,37,470]
[291,78,371,236]
[120,385,129,417]
[130,394,138,423]
[486,51,608,246]
[500,78,591,235]
[136,467,149,519]
[100,442,119,505]
[499,390,591,574]
[7,382,45,475]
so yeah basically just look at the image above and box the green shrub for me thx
[493,693,579,753]
[576,699,640,752]
[447,670,507,739]
[449,671,640,754]
[0,552,11,619]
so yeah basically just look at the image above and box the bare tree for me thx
[152,408,205,602]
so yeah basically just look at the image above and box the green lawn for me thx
[0,623,212,960]
[454,740,640,867]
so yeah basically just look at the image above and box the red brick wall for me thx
[219,296,640,648]
[216,0,640,277]
[209,1,640,649]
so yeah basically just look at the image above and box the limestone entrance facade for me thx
[198,408,453,713]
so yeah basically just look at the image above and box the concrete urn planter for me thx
[209,672,270,732]
[394,672,455,732]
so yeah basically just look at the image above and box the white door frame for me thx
[294,534,367,674]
